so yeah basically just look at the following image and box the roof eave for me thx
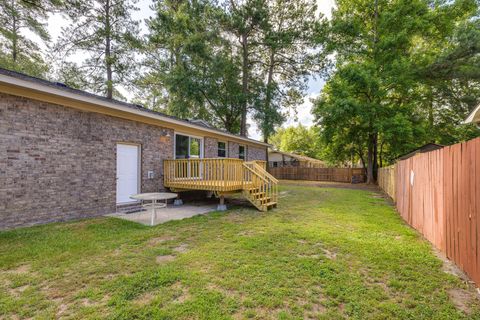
[464,103,480,124]
[0,72,270,147]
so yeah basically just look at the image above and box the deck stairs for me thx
[242,161,278,212]
[164,158,278,212]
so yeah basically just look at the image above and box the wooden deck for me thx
[164,179,253,192]
[164,158,277,211]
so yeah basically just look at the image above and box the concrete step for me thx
[116,202,145,214]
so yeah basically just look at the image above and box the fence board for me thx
[267,167,365,183]
[379,137,480,286]
[378,165,396,200]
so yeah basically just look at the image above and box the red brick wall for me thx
[0,93,174,229]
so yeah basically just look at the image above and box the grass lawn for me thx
[1,182,479,319]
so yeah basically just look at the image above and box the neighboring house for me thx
[0,68,273,229]
[397,143,444,160]
[464,103,480,126]
[268,150,326,168]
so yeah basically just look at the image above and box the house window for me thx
[273,161,278,167]
[239,145,246,160]
[175,133,203,159]
[218,141,227,157]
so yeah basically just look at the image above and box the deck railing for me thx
[164,158,245,190]
[243,161,278,208]
[164,158,278,211]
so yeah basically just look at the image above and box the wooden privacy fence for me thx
[378,165,396,201]
[378,137,480,286]
[268,167,365,183]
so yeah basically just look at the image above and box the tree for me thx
[138,0,215,118]
[413,5,480,145]
[54,0,140,98]
[269,124,323,159]
[314,0,479,183]
[137,0,245,132]
[223,0,267,136]
[0,0,60,76]
[253,0,327,142]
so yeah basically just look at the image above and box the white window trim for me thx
[174,132,204,159]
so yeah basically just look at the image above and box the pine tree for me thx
[54,0,140,99]
[0,0,60,76]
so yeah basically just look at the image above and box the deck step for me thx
[241,162,278,212]
[251,192,266,198]
[263,201,277,208]
[257,197,271,203]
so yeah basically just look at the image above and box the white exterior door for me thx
[116,144,140,204]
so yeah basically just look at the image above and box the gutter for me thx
[0,73,270,147]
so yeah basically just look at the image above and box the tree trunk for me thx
[357,150,366,171]
[366,134,375,184]
[105,0,113,99]
[240,32,249,137]
[11,5,17,63]
[262,49,276,142]
[428,91,434,142]
[373,133,378,181]
[379,140,384,168]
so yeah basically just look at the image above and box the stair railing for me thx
[243,161,278,209]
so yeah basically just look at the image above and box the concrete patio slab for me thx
[106,204,218,226]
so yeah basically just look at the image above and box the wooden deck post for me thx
[217,194,227,211]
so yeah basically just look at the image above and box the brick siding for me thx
[1,93,267,229]
[247,146,267,161]
[0,93,173,229]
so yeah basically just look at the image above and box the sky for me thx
[45,0,335,140]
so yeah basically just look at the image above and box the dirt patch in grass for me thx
[305,301,326,319]
[297,254,321,259]
[432,248,476,284]
[57,302,69,317]
[147,236,176,246]
[8,284,29,297]
[173,244,189,253]
[237,230,255,237]
[172,282,190,304]
[449,288,474,315]
[133,291,156,305]
[7,264,31,274]
[156,255,176,264]
[322,248,337,260]
[207,283,243,300]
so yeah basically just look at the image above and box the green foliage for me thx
[53,0,140,98]
[269,125,323,159]
[135,0,240,131]
[314,0,480,182]
[252,0,327,141]
[136,0,326,136]
[0,0,60,77]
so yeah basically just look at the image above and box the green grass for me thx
[1,183,479,319]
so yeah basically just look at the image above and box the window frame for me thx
[238,144,246,160]
[174,132,204,159]
[217,141,227,158]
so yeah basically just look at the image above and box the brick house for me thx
[0,68,270,229]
